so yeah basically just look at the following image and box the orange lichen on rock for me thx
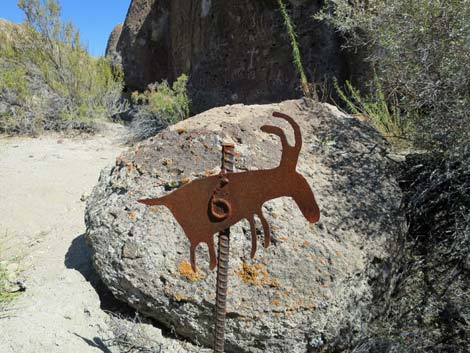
[179,177,190,184]
[271,299,281,306]
[204,169,216,176]
[178,260,206,281]
[303,241,311,247]
[128,211,136,219]
[236,262,274,287]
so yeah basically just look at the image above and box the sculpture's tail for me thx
[138,197,166,206]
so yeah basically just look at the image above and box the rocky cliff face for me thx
[85,100,403,352]
[105,23,123,57]
[112,0,353,113]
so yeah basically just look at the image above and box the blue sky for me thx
[0,1,130,56]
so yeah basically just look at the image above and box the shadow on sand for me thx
[64,233,136,351]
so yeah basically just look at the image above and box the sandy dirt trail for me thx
[0,125,126,353]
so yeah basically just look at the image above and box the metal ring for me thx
[210,197,232,221]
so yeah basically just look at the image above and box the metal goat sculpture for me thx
[138,112,320,271]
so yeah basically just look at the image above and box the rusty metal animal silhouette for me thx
[138,112,320,271]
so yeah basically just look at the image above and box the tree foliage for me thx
[316,0,470,151]
[0,0,126,133]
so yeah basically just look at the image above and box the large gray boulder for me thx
[85,100,402,352]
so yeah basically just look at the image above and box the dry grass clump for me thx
[0,236,25,316]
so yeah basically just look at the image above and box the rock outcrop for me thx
[113,0,353,113]
[105,23,123,58]
[85,100,402,352]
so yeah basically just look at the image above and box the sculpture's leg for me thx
[257,211,271,248]
[207,239,217,270]
[248,216,257,258]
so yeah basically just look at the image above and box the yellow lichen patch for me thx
[179,177,190,184]
[178,260,206,281]
[236,262,262,285]
[149,206,159,213]
[271,211,281,218]
[269,279,281,288]
[236,262,273,287]
[177,128,187,134]
[204,169,216,176]
[173,292,187,301]
[280,236,288,241]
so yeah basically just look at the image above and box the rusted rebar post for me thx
[214,143,234,353]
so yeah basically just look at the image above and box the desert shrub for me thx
[334,78,412,140]
[371,152,470,352]
[316,0,470,152]
[0,0,127,134]
[129,74,190,141]
[315,2,470,351]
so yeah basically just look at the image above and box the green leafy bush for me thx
[129,74,190,141]
[316,0,470,152]
[0,0,127,134]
